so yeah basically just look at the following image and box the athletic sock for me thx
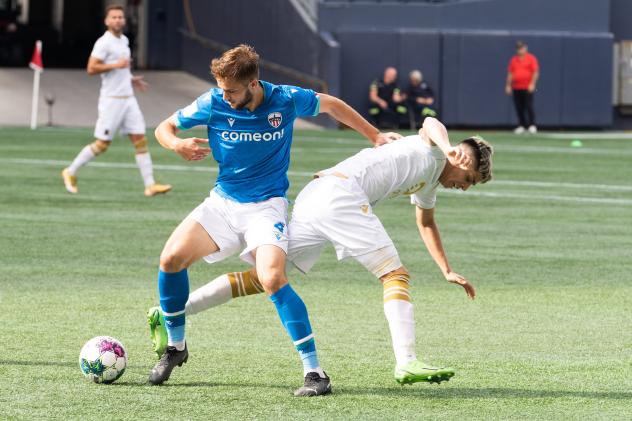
[135,152,155,187]
[185,270,263,315]
[67,145,96,175]
[269,283,324,377]
[382,272,417,367]
[158,269,189,351]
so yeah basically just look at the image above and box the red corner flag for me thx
[29,40,43,71]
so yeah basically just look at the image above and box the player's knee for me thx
[159,249,188,272]
[131,136,148,154]
[381,266,409,282]
[90,140,109,156]
[258,271,287,295]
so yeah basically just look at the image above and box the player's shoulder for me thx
[196,88,219,107]
[264,81,312,105]
[94,31,110,45]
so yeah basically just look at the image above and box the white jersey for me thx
[319,135,446,209]
[90,31,133,98]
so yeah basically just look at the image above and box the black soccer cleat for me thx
[148,345,188,385]
[294,371,332,397]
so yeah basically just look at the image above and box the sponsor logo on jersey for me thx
[268,112,282,128]
[227,118,235,127]
[220,128,285,142]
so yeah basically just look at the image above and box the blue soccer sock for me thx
[270,283,324,377]
[158,269,189,351]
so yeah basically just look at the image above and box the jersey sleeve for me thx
[287,86,320,117]
[90,38,108,61]
[173,91,213,130]
[410,187,438,209]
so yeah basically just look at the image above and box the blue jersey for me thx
[173,81,320,203]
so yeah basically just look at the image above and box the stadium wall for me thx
[319,0,614,127]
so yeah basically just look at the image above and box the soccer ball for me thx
[79,336,127,384]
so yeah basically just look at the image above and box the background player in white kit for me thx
[61,5,171,197]
[148,117,494,387]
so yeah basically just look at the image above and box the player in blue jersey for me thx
[147,44,400,395]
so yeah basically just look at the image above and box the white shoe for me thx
[528,125,538,134]
[513,126,525,134]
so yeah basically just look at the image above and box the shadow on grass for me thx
[336,386,632,400]
[115,379,632,401]
[3,360,629,401]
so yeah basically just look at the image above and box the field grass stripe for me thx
[442,190,632,205]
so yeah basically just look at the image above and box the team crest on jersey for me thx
[268,112,282,128]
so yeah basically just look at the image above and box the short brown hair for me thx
[211,44,260,82]
[460,136,494,183]
[105,5,124,17]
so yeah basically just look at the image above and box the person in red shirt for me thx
[505,41,540,134]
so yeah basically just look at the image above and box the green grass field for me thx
[1,126,631,420]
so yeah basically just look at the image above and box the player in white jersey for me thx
[148,117,493,388]
[61,5,171,197]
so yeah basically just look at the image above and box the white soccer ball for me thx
[79,336,127,384]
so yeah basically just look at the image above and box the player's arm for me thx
[154,115,210,161]
[420,117,470,167]
[318,93,400,146]
[415,206,476,299]
[86,56,129,75]
[131,75,149,92]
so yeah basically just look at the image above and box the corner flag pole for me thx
[29,40,44,130]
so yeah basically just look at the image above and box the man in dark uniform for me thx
[404,70,437,129]
[368,67,407,128]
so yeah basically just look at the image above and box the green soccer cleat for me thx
[394,360,455,385]
[147,306,168,358]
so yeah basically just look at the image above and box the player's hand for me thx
[174,137,211,161]
[528,83,536,93]
[112,57,130,69]
[445,271,476,299]
[374,132,402,146]
[132,75,149,92]
[505,85,512,96]
[445,146,471,168]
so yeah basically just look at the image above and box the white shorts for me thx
[287,176,400,277]
[189,190,289,266]
[94,96,146,140]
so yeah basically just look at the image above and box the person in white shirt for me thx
[147,117,494,391]
[61,5,171,197]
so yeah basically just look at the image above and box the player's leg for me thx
[62,139,110,193]
[62,97,121,193]
[123,98,171,196]
[148,216,220,385]
[128,133,172,196]
[354,247,455,385]
[148,267,263,358]
[237,195,329,396]
[255,244,330,397]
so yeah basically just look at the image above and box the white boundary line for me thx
[441,190,632,205]
[2,157,631,205]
